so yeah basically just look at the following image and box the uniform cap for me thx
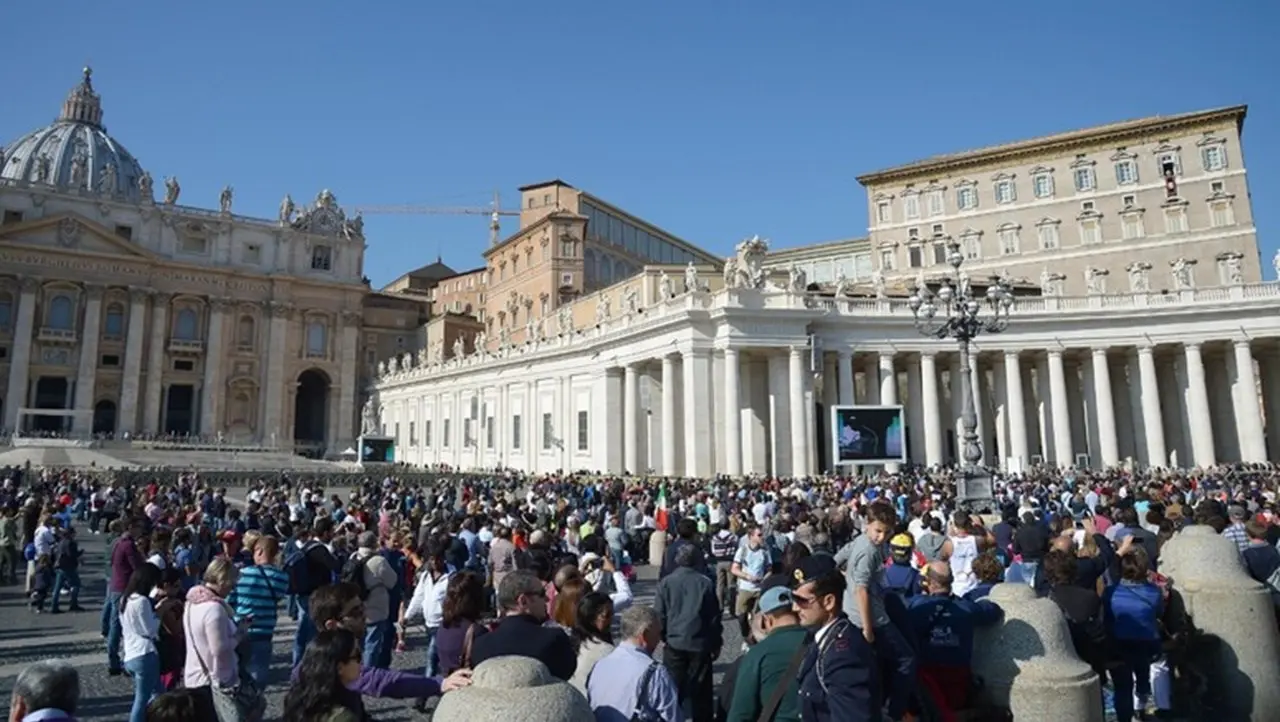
[791,554,839,588]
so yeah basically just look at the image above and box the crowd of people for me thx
[2,461,1279,722]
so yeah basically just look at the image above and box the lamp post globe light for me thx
[908,237,1014,512]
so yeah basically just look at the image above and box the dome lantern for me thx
[58,66,105,129]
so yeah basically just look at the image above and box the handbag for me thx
[185,602,266,722]
[459,622,477,669]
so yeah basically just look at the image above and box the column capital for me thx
[1136,344,1156,356]
[340,309,363,327]
[209,297,234,312]
[19,277,41,294]
[1047,348,1064,359]
[153,292,173,306]
[1183,341,1203,354]
[83,283,106,301]
[268,301,294,319]
[1002,349,1021,359]
[128,286,151,304]
[1090,346,1110,357]
[1232,338,1253,350]
[836,348,853,359]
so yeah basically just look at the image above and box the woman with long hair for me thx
[432,571,487,676]
[282,629,366,722]
[121,563,163,722]
[567,592,614,695]
[551,576,587,631]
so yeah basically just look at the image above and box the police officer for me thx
[790,555,883,722]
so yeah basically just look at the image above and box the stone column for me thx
[1260,349,1280,460]
[71,284,104,435]
[920,352,943,466]
[199,298,229,436]
[1231,340,1267,462]
[142,293,171,435]
[660,354,677,476]
[1004,351,1029,469]
[1136,346,1167,467]
[1090,347,1120,467]
[116,288,149,436]
[682,349,712,478]
[1047,349,1074,467]
[623,364,640,474]
[1183,342,1217,467]
[767,353,791,476]
[836,350,854,405]
[722,349,742,477]
[904,355,924,465]
[877,351,899,472]
[335,311,360,453]
[3,279,39,432]
[788,346,808,476]
[261,302,292,447]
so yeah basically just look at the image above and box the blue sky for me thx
[2,1,1277,286]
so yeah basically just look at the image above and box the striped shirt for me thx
[228,564,288,639]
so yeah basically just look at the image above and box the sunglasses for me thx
[791,592,820,608]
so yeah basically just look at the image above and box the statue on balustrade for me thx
[1273,249,1280,280]
[499,326,512,348]
[732,235,769,289]
[722,256,740,289]
[1224,254,1244,285]
[388,356,400,373]
[1084,267,1108,295]
[360,397,381,436]
[1171,258,1195,290]
[622,285,639,316]
[474,330,488,354]
[832,271,851,297]
[138,171,154,201]
[871,268,887,299]
[684,262,699,293]
[219,186,234,214]
[164,176,181,205]
[558,305,574,335]
[453,336,467,359]
[1127,262,1151,293]
[595,294,611,325]
[788,263,808,293]
[280,194,296,225]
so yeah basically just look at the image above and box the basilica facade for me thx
[371,106,1280,475]
[0,69,426,454]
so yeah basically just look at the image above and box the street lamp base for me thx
[957,467,995,514]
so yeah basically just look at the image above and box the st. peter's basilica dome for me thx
[1,68,150,203]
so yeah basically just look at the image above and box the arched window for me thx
[0,293,12,330]
[237,315,255,350]
[306,320,327,357]
[103,303,125,338]
[174,308,199,340]
[48,295,74,330]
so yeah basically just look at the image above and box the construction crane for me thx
[354,190,522,247]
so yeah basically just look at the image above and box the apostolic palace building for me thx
[4,70,1278,474]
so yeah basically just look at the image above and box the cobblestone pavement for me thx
[0,510,746,721]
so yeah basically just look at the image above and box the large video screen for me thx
[831,405,906,465]
[359,436,395,463]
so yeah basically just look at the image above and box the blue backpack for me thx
[24,543,36,562]
[284,541,321,595]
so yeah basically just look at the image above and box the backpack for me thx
[340,553,374,600]
[284,541,321,596]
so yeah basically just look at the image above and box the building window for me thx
[180,236,207,255]
[955,185,977,211]
[930,223,944,236]
[960,234,982,260]
[1121,194,1137,208]
[424,420,432,447]
[542,413,554,450]
[1210,180,1225,194]
[1037,223,1060,250]
[1164,206,1188,234]
[1032,173,1054,199]
[1073,167,1095,192]
[876,201,891,224]
[997,225,1020,255]
[0,294,11,330]
[237,315,255,350]
[1079,219,1102,245]
[560,239,575,257]
[577,410,589,451]
[902,193,920,220]
[442,419,450,447]
[1121,213,1144,240]
[173,308,199,340]
[907,245,923,268]
[907,227,920,241]
[1081,200,1095,212]
[103,303,125,339]
[878,249,895,271]
[1210,200,1235,228]
[486,416,495,449]
[512,414,522,450]
[243,244,261,265]
[932,242,948,265]
[1114,160,1138,185]
[47,294,74,330]
[2,210,23,225]
[306,320,327,358]
[994,179,1016,204]
[925,189,944,217]
[409,421,416,446]
[1201,144,1227,171]
[311,245,332,271]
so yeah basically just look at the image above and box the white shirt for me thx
[33,525,56,556]
[121,592,160,662]
[406,570,452,628]
[147,553,168,570]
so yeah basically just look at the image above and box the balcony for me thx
[38,327,77,344]
[168,338,205,355]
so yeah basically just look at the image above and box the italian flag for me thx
[654,484,670,532]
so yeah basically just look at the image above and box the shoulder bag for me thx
[459,621,477,669]
[185,602,266,722]
[756,639,811,722]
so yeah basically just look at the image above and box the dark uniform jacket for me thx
[797,616,881,722]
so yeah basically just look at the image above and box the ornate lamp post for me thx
[908,238,1014,511]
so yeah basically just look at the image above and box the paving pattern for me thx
[0,504,746,721]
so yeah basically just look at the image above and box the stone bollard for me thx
[1158,525,1280,721]
[648,528,667,567]
[433,655,593,722]
[972,583,1103,721]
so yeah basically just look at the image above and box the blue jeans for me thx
[873,621,918,720]
[423,626,439,678]
[51,569,80,611]
[125,651,160,722]
[1020,561,1040,589]
[292,595,314,667]
[1112,641,1160,722]
[105,591,124,672]
[242,636,273,689]
[363,619,390,669]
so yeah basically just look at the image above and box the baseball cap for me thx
[758,586,794,614]
[889,533,914,549]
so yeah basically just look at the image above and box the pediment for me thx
[0,212,159,261]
